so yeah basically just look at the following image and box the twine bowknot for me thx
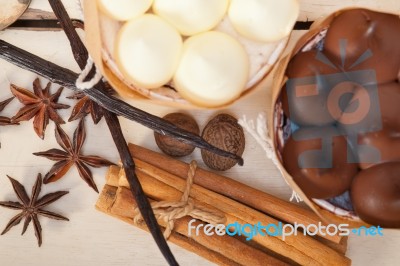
[133,161,226,239]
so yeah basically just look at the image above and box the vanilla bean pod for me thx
[47,1,177,264]
[0,40,243,165]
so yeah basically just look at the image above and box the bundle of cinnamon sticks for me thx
[96,144,351,265]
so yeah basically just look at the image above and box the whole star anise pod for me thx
[33,119,115,192]
[0,174,69,247]
[67,82,114,124]
[11,78,70,139]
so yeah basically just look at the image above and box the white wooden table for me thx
[0,1,399,265]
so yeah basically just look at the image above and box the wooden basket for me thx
[269,7,399,227]
[82,0,290,109]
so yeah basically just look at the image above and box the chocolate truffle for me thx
[351,162,400,227]
[282,50,341,126]
[376,82,400,131]
[324,9,400,84]
[282,126,358,199]
[339,82,400,169]
[356,128,400,169]
[338,82,400,136]
[286,50,338,79]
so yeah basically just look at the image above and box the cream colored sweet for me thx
[115,14,183,89]
[174,31,249,107]
[152,0,229,36]
[97,0,153,21]
[98,0,291,106]
[228,0,299,42]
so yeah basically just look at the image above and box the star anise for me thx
[0,174,69,247]
[67,82,114,124]
[11,78,70,139]
[0,96,16,125]
[0,96,18,147]
[33,119,115,192]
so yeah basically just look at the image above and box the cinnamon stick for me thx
[109,166,224,214]
[315,235,348,256]
[113,186,290,266]
[96,185,240,266]
[128,144,342,244]
[105,165,120,187]
[116,161,350,266]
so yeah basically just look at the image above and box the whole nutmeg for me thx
[154,113,200,157]
[201,114,245,171]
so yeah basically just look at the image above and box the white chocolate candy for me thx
[228,0,299,42]
[174,31,249,107]
[152,0,229,36]
[115,14,183,89]
[97,0,152,21]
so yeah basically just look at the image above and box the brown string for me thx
[133,160,226,239]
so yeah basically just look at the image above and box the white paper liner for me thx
[313,199,360,220]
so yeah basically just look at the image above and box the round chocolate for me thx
[337,82,400,169]
[357,128,400,170]
[376,82,400,130]
[282,50,340,126]
[282,126,358,199]
[338,82,400,135]
[286,50,338,79]
[324,9,400,84]
[351,162,400,227]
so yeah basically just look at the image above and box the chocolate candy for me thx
[376,82,400,131]
[282,51,341,126]
[339,82,400,135]
[286,50,338,79]
[324,9,400,84]
[357,129,400,169]
[339,82,400,169]
[282,126,358,199]
[351,162,400,227]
